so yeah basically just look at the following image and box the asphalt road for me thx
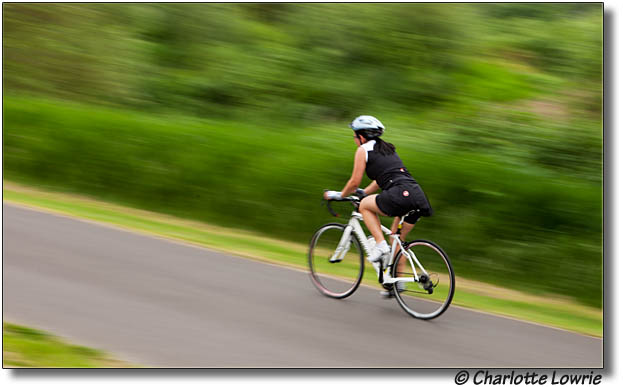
[3,203,602,367]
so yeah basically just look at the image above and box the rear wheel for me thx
[391,240,455,319]
[308,223,364,299]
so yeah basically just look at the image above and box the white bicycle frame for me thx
[329,208,429,286]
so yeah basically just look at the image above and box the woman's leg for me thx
[359,195,387,243]
[396,221,416,277]
[390,217,400,234]
[400,221,415,242]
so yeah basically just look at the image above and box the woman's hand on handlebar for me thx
[323,189,366,201]
[323,190,342,201]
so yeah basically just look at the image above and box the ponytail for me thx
[373,137,396,156]
[357,129,396,156]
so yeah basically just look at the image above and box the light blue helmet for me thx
[349,115,385,135]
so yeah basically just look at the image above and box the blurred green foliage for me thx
[2,3,602,307]
[4,3,601,119]
[3,323,128,367]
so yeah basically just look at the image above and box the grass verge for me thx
[3,322,131,368]
[3,181,602,337]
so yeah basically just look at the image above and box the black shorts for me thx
[375,183,433,224]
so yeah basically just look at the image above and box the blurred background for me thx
[3,3,602,307]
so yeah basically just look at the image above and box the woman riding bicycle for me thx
[324,115,433,271]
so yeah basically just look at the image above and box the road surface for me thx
[3,203,602,367]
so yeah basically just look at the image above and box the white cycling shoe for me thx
[380,282,407,298]
[367,244,390,267]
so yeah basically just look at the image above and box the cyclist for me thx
[324,115,433,295]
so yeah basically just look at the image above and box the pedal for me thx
[372,261,383,283]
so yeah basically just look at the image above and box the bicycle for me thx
[308,194,455,319]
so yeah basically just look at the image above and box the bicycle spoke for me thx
[391,240,455,319]
[308,224,364,299]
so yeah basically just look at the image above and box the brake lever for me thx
[327,200,339,217]
[322,189,340,217]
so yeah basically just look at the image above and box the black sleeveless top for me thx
[362,140,417,190]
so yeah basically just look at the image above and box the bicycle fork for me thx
[329,225,354,263]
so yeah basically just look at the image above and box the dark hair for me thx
[356,129,396,156]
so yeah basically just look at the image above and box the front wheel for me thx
[391,240,455,319]
[308,223,364,299]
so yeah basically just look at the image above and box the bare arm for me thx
[340,146,366,197]
[363,180,380,195]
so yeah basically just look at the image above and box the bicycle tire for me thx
[308,223,364,299]
[391,239,455,319]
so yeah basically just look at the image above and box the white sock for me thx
[375,240,389,252]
